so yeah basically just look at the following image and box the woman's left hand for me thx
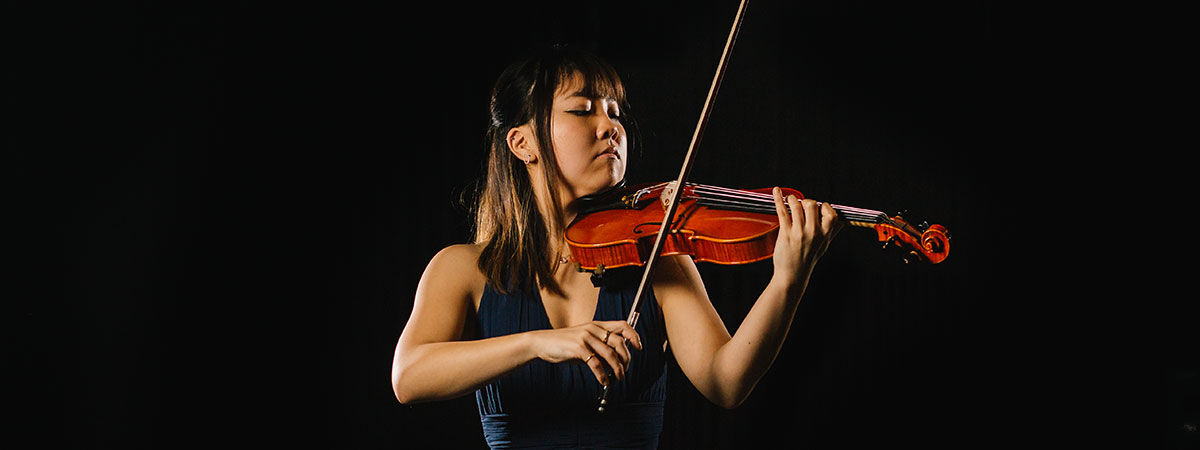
[770,187,841,292]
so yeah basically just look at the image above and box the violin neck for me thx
[666,183,895,228]
[841,212,887,229]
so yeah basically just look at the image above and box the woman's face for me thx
[547,72,627,200]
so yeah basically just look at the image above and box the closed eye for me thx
[566,110,620,120]
[566,109,620,122]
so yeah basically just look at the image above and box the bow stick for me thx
[598,0,749,412]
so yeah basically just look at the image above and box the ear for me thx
[506,125,537,165]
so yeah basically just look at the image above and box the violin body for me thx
[568,183,789,270]
[566,182,950,271]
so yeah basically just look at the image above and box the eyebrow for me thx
[568,89,617,101]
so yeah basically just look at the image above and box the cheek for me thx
[614,153,628,179]
[550,128,590,173]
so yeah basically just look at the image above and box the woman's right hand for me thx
[529,321,643,386]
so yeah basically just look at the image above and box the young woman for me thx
[391,47,840,449]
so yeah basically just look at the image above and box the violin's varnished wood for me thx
[566,184,950,269]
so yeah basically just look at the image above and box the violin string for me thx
[686,184,891,224]
[693,185,890,220]
[675,188,882,220]
[689,184,886,216]
[691,195,882,221]
[694,198,884,223]
[642,182,897,226]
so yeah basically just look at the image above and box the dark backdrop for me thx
[16,1,1180,449]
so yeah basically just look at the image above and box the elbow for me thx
[392,377,423,406]
[391,360,418,405]
[392,344,431,405]
[716,393,747,410]
[700,388,746,410]
[392,345,446,405]
[704,372,752,409]
[708,380,751,409]
[392,381,413,405]
[391,369,408,404]
[393,387,416,406]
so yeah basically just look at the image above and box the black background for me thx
[14,1,1187,449]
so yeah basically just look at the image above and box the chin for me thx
[570,165,625,198]
[577,177,621,199]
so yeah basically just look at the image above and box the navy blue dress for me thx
[474,272,669,449]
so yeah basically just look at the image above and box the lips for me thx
[596,146,620,159]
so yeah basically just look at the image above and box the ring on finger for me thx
[584,353,594,363]
[602,329,612,343]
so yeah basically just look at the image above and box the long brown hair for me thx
[473,46,630,296]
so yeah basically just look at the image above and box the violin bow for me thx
[598,0,749,412]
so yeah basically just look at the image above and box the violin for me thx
[566,181,950,274]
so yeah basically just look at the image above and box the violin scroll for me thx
[872,213,950,264]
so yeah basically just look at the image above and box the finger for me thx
[608,333,631,367]
[820,202,838,237]
[587,323,609,342]
[591,325,630,366]
[788,194,805,232]
[772,187,790,231]
[583,326,625,378]
[583,351,610,385]
[622,330,641,352]
[600,321,643,351]
[603,327,634,367]
[802,199,820,238]
[587,338,626,381]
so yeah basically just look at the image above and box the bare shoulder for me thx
[401,243,487,345]
[427,243,485,271]
[420,243,487,307]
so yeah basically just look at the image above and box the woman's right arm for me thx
[390,244,529,404]
[390,245,641,404]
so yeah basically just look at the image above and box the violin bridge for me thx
[660,181,679,210]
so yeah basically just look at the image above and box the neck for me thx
[527,169,580,268]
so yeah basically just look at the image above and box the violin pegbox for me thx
[873,211,950,264]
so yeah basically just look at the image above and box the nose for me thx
[598,122,620,143]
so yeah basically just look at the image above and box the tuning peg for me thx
[903,251,921,264]
[881,235,899,250]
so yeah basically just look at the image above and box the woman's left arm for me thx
[654,189,839,409]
